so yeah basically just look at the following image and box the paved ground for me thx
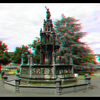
[1,73,100,97]
[0,80,15,97]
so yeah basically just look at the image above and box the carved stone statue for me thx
[45,6,51,19]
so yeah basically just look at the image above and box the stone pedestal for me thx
[15,78,21,93]
[55,78,62,95]
[2,75,8,87]
[2,75,8,81]
[85,76,91,90]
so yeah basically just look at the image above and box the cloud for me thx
[79,32,100,54]
[0,3,100,53]
[79,6,100,54]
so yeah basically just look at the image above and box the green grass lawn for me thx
[76,74,99,79]
[0,74,2,80]
[1,67,17,75]
[21,81,77,86]
[0,67,17,80]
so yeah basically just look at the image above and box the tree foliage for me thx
[81,51,98,64]
[0,41,11,73]
[54,14,97,65]
[28,37,40,64]
[11,45,30,64]
[0,41,11,65]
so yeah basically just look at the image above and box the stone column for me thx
[45,44,49,64]
[21,54,24,65]
[40,28,43,64]
[28,54,30,65]
[52,33,55,45]
[69,51,74,74]
[43,26,45,32]
[52,51,56,65]
[52,51,56,78]
[52,31,56,78]
[40,43,43,64]
[30,53,33,65]
[44,34,46,43]
[69,51,73,65]
[43,19,46,32]
[46,50,50,63]
[71,65,74,74]
[29,53,33,77]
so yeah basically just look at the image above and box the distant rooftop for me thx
[2,63,21,68]
[93,54,100,56]
[8,52,14,55]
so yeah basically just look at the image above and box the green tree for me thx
[81,46,98,64]
[11,45,30,64]
[0,41,11,73]
[54,14,95,65]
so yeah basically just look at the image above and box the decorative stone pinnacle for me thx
[40,28,42,32]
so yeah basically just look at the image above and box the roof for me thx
[5,63,21,68]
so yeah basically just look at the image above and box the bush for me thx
[78,71,93,75]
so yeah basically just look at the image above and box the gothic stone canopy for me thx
[37,7,60,65]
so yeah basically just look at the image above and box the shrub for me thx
[78,71,93,75]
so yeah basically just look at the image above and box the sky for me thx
[0,3,100,58]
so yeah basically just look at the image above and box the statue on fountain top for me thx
[45,6,51,20]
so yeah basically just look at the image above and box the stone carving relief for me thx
[32,68,52,75]
[21,67,29,74]
[56,67,72,78]
[44,68,52,75]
